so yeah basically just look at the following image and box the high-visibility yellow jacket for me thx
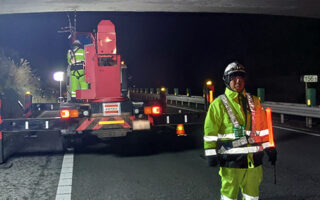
[67,47,85,65]
[204,87,271,168]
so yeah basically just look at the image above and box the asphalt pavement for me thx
[0,124,319,200]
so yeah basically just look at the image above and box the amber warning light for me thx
[176,124,187,136]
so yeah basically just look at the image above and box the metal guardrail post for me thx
[280,114,285,124]
[306,117,312,128]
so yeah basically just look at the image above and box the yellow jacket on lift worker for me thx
[67,40,88,100]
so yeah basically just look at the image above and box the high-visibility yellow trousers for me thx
[71,69,88,98]
[219,165,263,200]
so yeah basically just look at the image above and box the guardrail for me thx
[165,95,320,128]
[261,101,320,128]
[166,95,205,110]
[261,101,320,118]
[130,88,319,128]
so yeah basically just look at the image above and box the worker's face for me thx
[229,76,245,92]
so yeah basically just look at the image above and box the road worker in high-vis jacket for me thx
[204,62,277,200]
[67,40,88,100]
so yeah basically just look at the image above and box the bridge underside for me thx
[1,0,320,19]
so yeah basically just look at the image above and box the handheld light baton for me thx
[265,108,275,148]
[266,107,276,184]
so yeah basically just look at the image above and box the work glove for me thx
[207,155,218,167]
[265,148,277,165]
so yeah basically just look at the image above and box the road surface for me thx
[0,125,319,200]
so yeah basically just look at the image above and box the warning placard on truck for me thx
[103,103,121,116]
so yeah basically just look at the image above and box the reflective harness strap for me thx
[246,93,256,137]
[220,93,259,139]
[72,70,84,80]
[218,142,270,154]
[217,94,268,157]
[204,94,268,156]
[220,95,241,128]
[219,94,248,148]
[69,47,84,64]
[68,49,75,64]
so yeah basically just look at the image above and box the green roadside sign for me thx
[302,75,318,83]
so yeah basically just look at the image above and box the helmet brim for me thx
[229,71,246,78]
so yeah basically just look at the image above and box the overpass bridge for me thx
[1,0,320,19]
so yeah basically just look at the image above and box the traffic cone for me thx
[176,124,187,136]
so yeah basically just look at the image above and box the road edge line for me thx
[55,150,74,200]
[274,125,320,137]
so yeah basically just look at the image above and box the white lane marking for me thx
[274,125,320,137]
[55,151,74,200]
[45,121,49,129]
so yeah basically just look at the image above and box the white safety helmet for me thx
[72,40,82,47]
[223,62,246,88]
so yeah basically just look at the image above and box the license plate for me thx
[103,103,121,116]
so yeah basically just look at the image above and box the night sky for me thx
[0,12,319,103]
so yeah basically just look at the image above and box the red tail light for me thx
[144,106,161,115]
[152,106,161,115]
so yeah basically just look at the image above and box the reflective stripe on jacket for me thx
[204,88,269,168]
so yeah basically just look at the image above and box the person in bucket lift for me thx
[67,40,88,101]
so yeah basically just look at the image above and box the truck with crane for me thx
[0,19,205,163]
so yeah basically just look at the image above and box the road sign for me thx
[303,75,318,83]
